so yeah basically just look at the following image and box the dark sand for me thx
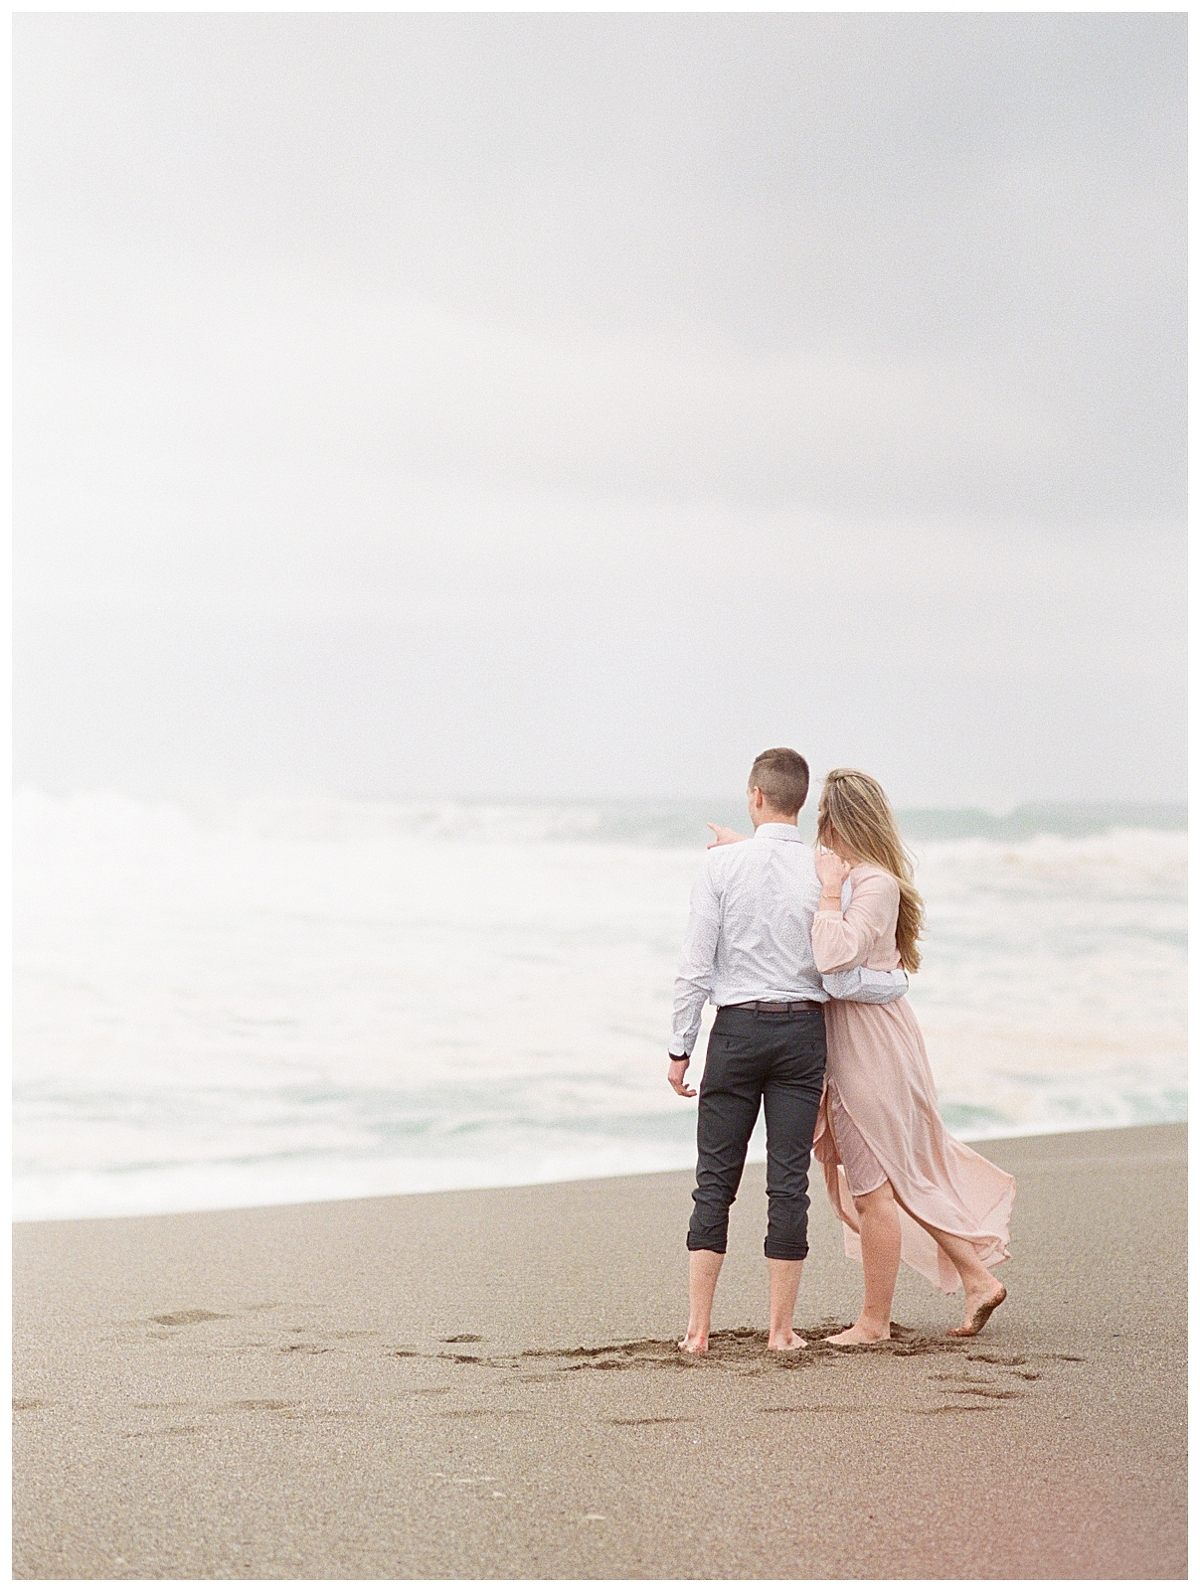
[13,1121,1185,1579]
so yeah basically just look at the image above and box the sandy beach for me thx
[13,1120,1185,1579]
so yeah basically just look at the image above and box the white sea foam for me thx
[13,789,1186,1221]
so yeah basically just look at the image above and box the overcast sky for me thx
[14,13,1185,808]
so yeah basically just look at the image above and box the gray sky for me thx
[14,13,1186,807]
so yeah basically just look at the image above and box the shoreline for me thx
[14,1113,1188,1228]
[14,1120,1186,1579]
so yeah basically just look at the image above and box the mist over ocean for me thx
[13,788,1186,1222]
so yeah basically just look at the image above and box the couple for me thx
[667,747,1015,1353]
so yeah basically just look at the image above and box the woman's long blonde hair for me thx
[816,768,924,972]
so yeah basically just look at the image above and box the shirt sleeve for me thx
[811,871,901,974]
[669,860,722,1056]
[822,965,908,1003]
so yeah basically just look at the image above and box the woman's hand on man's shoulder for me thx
[814,847,853,890]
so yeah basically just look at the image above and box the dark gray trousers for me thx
[686,1005,827,1261]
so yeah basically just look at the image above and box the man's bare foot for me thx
[767,1329,808,1351]
[825,1322,891,1346]
[947,1284,1006,1337]
[678,1329,709,1354]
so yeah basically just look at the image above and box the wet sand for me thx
[13,1121,1186,1579]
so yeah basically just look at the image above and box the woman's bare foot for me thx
[948,1284,1006,1337]
[825,1321,891,1346]
[767,1329,808,1351]
[678,1329,709,1354]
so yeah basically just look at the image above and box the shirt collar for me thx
[754,822,806,843]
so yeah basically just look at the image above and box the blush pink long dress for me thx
[811,865,1015,1293]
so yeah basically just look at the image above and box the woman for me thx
[810,769,1014,1343]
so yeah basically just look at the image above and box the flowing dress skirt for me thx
[813,996,1015,1293]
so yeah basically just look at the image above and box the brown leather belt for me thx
[723,999,822,1014]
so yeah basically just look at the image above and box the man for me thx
[668,747,908,1353]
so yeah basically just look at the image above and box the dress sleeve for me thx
[811,871,900,973]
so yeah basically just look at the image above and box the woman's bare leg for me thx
[679,1249,724,1353]
[826,1181,901,1345]
[766,1258,807,1350]
[909,1215,1006,1335]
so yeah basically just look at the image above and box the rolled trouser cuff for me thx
[763,1242,808,1260]
[686,1233,729,1253]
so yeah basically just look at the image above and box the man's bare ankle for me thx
[767,1328,807,1351]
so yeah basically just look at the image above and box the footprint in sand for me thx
[441,1334,485,1343]
[149,1310,232,1327]
[942,1386,1024,1400]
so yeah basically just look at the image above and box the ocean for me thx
[13,789,1186,1222]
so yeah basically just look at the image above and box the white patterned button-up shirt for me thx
[669,823,908,1057]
